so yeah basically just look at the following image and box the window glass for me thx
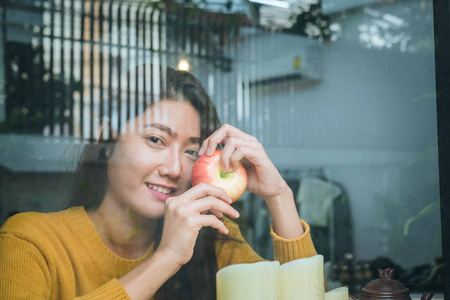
[0,0,444,298]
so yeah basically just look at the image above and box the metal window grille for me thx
[1,0,240,141]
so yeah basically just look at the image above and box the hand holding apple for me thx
[197,124,304,239]
[191,150,247,203]
[198,124,287,201]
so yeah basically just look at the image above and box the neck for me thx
[87,201,157,260]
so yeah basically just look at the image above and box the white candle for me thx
[279,255,325,300]
[216,261,280,300]
[325,287,349,300]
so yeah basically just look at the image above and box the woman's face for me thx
[105,100,201,219]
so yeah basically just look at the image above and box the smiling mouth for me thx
[145,183,173,195]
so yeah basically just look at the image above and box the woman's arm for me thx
[0,232,51,299]
[264,183,304,239]
[118,250,181,299]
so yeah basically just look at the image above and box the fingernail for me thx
[234,210,240,217]
[221,162,228,173]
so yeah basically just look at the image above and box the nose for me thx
[159,146,182,179]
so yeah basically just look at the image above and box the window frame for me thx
[433,0,450,298]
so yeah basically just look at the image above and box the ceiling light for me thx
[177,58,190,71]
[249,0,290,9]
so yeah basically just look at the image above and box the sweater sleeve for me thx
[0,222,131,300]
[271,219,317,264]
[0,232,52,299]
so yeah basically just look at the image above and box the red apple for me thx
[191,150,247,202]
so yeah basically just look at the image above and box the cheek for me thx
[180,161,195,189]
[107,151,148,184]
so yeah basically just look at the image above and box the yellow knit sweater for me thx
[0,207,317,299]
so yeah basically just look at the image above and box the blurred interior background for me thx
[0,0,445,297]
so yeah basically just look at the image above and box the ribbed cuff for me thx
[78,279,130,300]
[270,219,318,264]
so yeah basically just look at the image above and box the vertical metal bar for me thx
[59,0,66,134]
[69,0,75,136]
[126,5,131,122]
[142,5,148,110]
[99,0,104,141]
[234,21,240,128]
[135,4,141,119]
[150,10,154,52]
[434,0,450,297]
[2,0,9,124]
[117,4,122,134]
[107,0,113,140]
[80,0,85,139]
[89,0,95,141]
[219,16,226,124]
[230,19,236,127]
[158,7,163,94]
[173,5,179,56]
[38,0,45,132]
[49,0,55,134]
[27,5,36,133]
[150,9,154,106]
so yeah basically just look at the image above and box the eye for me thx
[147,136,164,145]
[185,149,199,159]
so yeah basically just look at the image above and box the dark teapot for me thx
[348,268,434,300]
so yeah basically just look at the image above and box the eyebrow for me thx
[146,123,174,135]
[146,123,201,144]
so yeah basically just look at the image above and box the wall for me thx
[209,0,440,268]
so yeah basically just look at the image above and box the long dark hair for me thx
[68,67,222,299]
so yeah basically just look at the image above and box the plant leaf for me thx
[403,200,440,235]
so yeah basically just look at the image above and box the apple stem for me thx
[220,169,235,179]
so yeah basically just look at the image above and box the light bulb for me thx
[177,58,190,71]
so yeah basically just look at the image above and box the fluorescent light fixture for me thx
[382,13,406,27]
[249,0,290,9]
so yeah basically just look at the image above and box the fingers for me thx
[206,209,223,219]
[176,182,233,205]
[190,197,240,219]
[167,193,238,221]
[199,124,252,157]
[199,124,263,172]
[164,184,238,238]
[199,215,229,235]
[220,137,254,171]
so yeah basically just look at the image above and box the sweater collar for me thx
[68,206,154,278]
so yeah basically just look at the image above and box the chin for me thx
[132,202,165,220]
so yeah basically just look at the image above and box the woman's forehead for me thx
[130,100,201,134]
[148,100,198,119]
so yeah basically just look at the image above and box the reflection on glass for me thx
[0,0,443,297]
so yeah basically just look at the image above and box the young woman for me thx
[0,67,317,299]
